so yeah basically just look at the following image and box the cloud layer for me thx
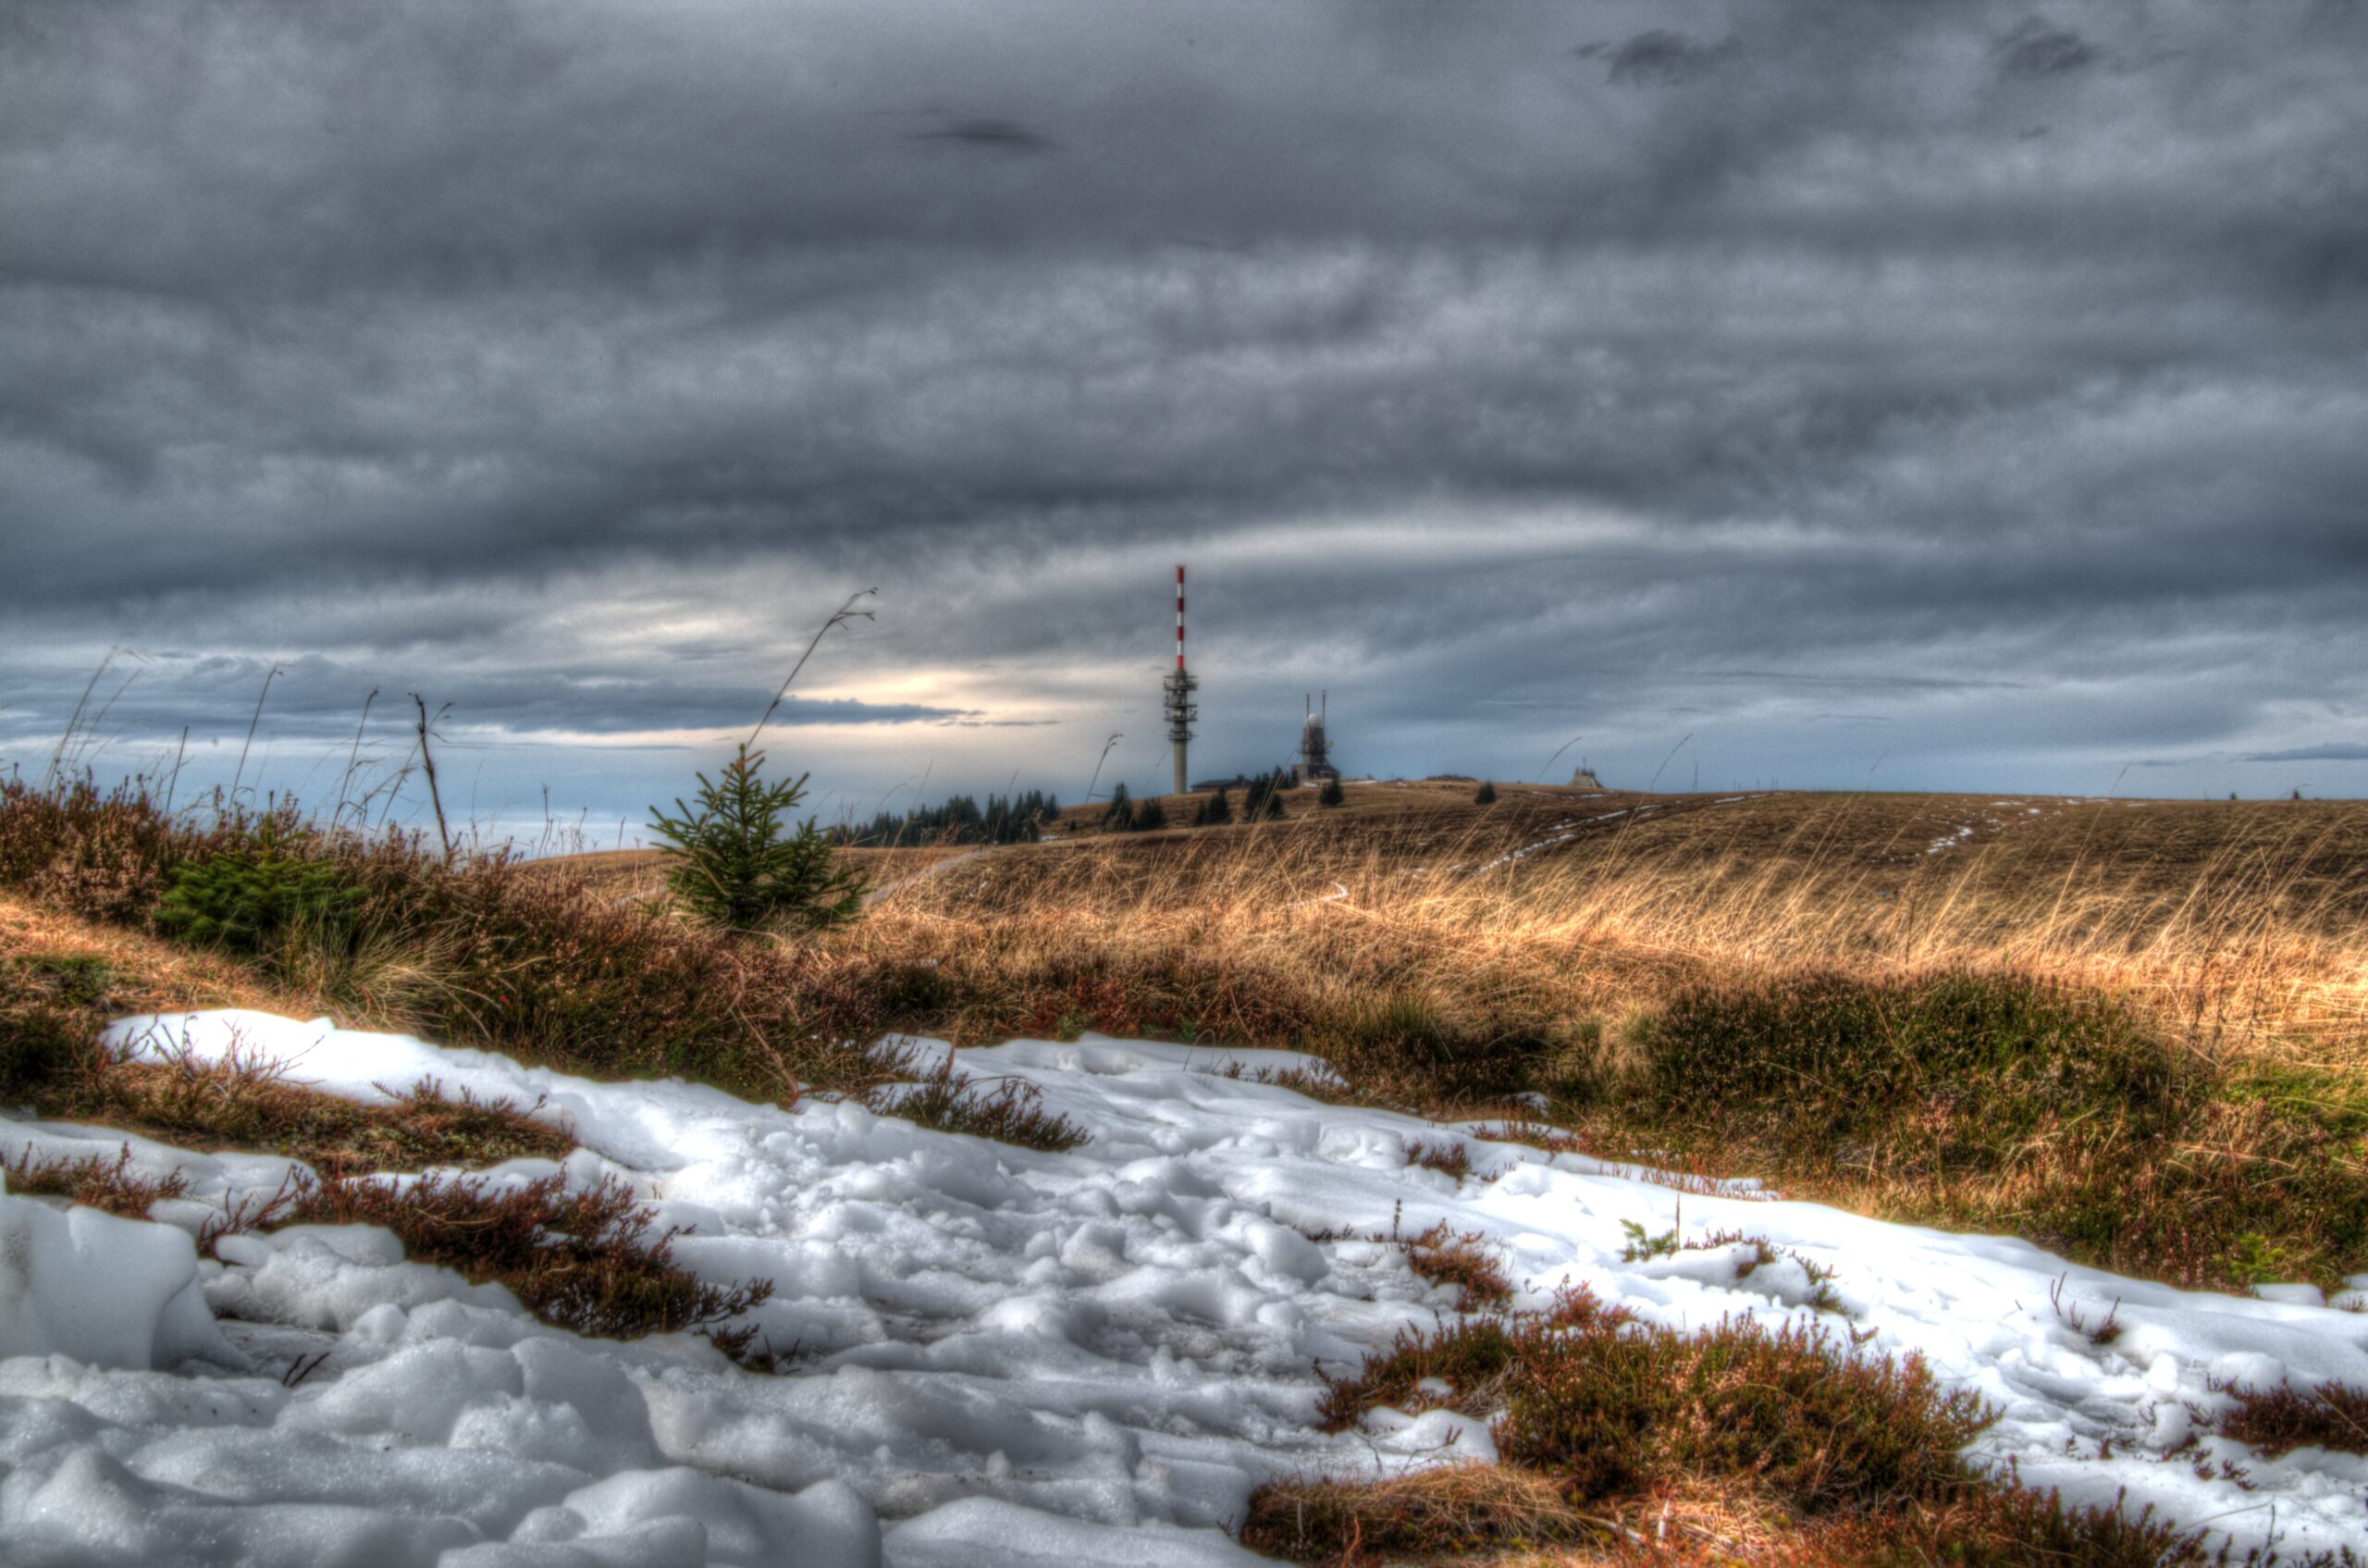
[5,0,2364,825]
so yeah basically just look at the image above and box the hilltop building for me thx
[1292,694,1339,785]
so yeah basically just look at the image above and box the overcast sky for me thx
[6,0,2364,838]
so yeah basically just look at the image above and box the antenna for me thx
[1162,565,1198,796]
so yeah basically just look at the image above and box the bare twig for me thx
[748,588,879,748]
[229,661,286,806]
[1085,733,1124,802]
[335,688,380,830]
[410,694,453,860]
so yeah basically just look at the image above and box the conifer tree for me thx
[1194,787,1233,826]
[1132,793,1166,831]
[1102,783,1134,832]
[1317,776,1345,808]
[648,745,866,933]
[1474,781,1498,805]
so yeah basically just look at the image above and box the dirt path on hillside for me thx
[861,846,992,906]
[861,834,1103,906]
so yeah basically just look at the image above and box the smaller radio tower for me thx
[1163,564,1197,796]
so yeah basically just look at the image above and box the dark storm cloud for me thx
[4,0,2366,809]
[1991,18,2101,79]
[907,117,1058,155]
[1576,31,1740,88]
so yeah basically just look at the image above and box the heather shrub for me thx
[286,1169,775,1362]
[0,778,176,924]
[866,1058,1088,1152]
[1317,1297,1988,1516]
[1,1144,191,1218]
[2212,1377,2368,1457]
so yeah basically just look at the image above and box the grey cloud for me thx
[2239,745,2368,763]
[3,0,2365,815]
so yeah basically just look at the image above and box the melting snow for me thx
[0,1010,2362,1563]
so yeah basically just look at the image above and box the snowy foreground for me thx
[5,1012,2367,1565]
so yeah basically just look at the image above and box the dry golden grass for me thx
[532,845,974,908]
[1244,1465,1612,1562]
[819,784,2368,1068]
[0,889,320,1019]
[2,892,573,1171]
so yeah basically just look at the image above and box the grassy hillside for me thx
[8,773,2365,1294]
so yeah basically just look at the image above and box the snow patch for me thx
[4,1010,2364,1561]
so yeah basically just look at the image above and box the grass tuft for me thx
[1242,1464,1606,1562]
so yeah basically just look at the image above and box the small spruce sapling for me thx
[1194,787,1233,826]
[1475,781,1498,804]
[156,820,363,954]
[1132,793,1166,831]
[648,745,865,934]
[1317,776,1345,809]
[1101,783,1134,833]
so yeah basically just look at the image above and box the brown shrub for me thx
[1562,969,2368,1291]
[1,1143,191,1218]
[288,1169,774,1363]
[1318,1301,1988,1518]
[2213,1377,2368,1458]
[1400,1221,1514,1308]
[865,1059,1088,1151]
[0,780,174,926]
[1268,1286,2221,1568]
[1604,1487,2215,1568]
[1406,1138,1473,1180]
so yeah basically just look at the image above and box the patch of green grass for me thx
[1554,970,2368,1291]
[6,952,118,1008]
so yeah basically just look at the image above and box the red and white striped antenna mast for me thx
[1162,564,1198,796]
